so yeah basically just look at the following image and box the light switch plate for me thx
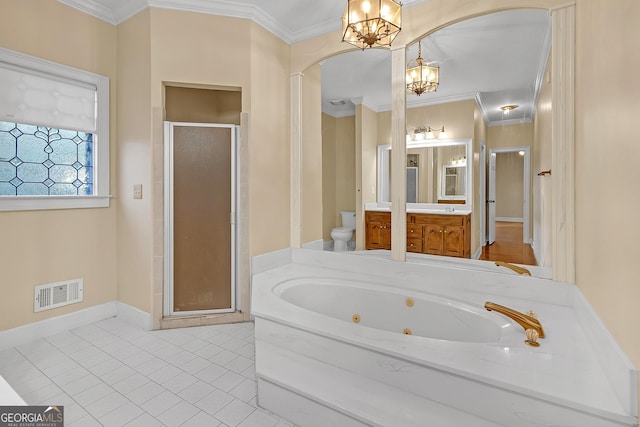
[133,184,142,199]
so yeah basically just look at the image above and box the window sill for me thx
[0,195,111,212]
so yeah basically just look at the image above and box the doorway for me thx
[488,146,530,245]
[164,122,238,316]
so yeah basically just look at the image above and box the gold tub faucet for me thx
[495,261,531,276]
[484,301,545,340]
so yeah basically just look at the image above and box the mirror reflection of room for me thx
[321,8,551,271]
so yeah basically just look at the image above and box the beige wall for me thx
[488,122,534,236]
[487,122,534,149]
[117,8,290,319]
[147,12,290,252]
[356,105,378,248]
[248,23,291,254]
[116,10,153,313]
[301,64,323,244]
[0,1,118,330]
[377,100,476,144]
[495,152,524,218]
[337,116,357,219]
[321,113,356,242]
[575,0,640,409]
[322,114,337,241]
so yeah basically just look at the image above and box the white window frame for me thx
[0,47,110,211]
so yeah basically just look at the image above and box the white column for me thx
[390,46,407,262]
[290,72,303,248]
[551,4,575,283]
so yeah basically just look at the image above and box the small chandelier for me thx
[406,40,439,95]
[342,0,402,50]
[500,104,518,114]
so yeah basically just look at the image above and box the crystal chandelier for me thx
[342,0,402,50]
[406,40,439,95]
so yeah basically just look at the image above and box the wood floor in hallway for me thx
[479,221,537,266]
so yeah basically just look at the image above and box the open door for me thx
[488,151,497,245]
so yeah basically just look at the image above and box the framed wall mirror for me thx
[377,138,472,207]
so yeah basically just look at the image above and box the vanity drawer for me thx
[365,211,390,223]
[412,213,464,226]
[406,238,423,253]
[406,225,423,238]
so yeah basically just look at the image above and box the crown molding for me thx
[58,0,339,44]
[148,0,292,42]
[58,0,121,25]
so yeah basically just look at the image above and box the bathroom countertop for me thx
[365,206,472,215]
[252,249,637,426]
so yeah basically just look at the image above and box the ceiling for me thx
[58,1,551,126]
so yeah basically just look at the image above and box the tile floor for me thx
[0,318,293,427]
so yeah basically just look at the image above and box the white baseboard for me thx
[0,302,117,352]
[0,301,152,351]
[301,240,323,250]
[116,301,152,331]
[495,217,524,223]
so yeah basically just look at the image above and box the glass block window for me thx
[0,121,93,196]
[0,47,109,211]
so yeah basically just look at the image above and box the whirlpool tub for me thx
[251,249,637,427]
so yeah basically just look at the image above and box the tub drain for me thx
[352,314,361,323]
[403,328,412,335]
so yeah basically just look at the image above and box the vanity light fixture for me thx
[410,126,448,141]
[500,104,518,114]
[342,0,402,50]
[406,40,440,95]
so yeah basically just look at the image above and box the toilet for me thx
[331,211,356,252]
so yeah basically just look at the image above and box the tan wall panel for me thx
[495,152,524,218]
[0,1,118,331]
[117,9,153,315]
[247,23,291,255]
[336,116,357,219]
[575,0,640,410]
[302,64,323,244]
[322,114,337,241]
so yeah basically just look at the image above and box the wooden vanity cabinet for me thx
[365,211,391,250]
[365,211,471,258]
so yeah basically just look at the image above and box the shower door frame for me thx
[163,121,238,317]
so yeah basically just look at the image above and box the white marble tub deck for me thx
[252,248,637,427]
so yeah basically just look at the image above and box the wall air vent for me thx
[329,99,347,106]
[34,278,84,312]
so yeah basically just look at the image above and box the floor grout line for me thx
[4,319,290,427]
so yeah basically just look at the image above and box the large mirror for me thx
[377,139,472,206]
[320,8,552,274]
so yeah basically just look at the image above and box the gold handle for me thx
[495,261,531,276]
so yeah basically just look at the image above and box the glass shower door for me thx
[164,122,237,315]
